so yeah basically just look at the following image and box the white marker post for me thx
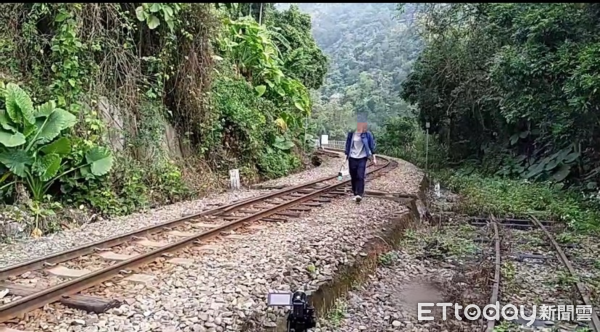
[321,134,329,147]
[229,169,240,190]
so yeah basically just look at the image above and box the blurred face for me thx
[357,122,367,132]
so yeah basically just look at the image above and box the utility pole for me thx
[304,115,309,154]
[425,121,430,177]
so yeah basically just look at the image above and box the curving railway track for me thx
[484,216,600,332]
[0,149,397,326]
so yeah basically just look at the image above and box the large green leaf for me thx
[150,3,161,13]
[35,101,57,118]
[40,137,72,156]
[552,164,571,182]
[294,101,305,112]
[34,108,77,145]
[562,152,580,163]
[147,15,160,29]
[135,6,146,21]
[255,85,267,97]
[545,158,560,171]
[0,150,33,177]
[272,136,295,151]
[23,123,36,138]
[33,153,61,181]
[85,147,113,176]
[0,109,16,132]
[4,83,35,125]
[522,162,546,179]
[0,129,26,147]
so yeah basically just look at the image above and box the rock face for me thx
[97,96,126,153]
[0,205,29,238]
[97,96,183,159]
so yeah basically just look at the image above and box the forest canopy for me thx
[282,3,423,138]
[402,3,600,189]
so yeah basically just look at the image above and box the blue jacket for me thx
[345,131,376,158]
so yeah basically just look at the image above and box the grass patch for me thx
[434,169,600,233]
[327,299,347,327]
[378,252,399,266]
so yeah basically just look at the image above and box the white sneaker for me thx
[352,195,358,201]
[355,195,362,203]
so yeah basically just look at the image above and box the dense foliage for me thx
[0,3,327,233]
[5,2,599,235]
[402,3,600,190]
[284,3,422,138]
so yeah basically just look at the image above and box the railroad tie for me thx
[136,239,168,248]
[47,266,91,278]
[276,211,300,218]
[262,217,287,222]
[194,244,219,252]
[248,225,267,230]
[239,209,261,214]
[224,234,247,240]
[97,252,136,262]
[297,189,314,194]
[302,202,322,207]
[288,206,311,211]
[167,258,194,266]
[124,274,155,285]
[167,230,195,237]
[0,282,120,314]
[190,222,218,228]
[0,325,30,332]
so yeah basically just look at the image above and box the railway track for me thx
[0,150,396,325]
[484,216,600,332]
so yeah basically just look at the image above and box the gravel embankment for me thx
[317,250,462,332]
[323,182,600,332]
[319,219,485,332]
[368,158,422,194]
[9,159,422,332]
[0,156,342,269]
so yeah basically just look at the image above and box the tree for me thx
[402,3,600,187]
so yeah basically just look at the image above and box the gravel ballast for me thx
[323,180,600,332]
[5,155,424,332]
[317,250,460,332]
[0,156,342,269]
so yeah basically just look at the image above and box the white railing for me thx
[325,140,345,150]
[314,139,345,151]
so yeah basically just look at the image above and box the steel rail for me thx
[530,216,600,332]
[485,217,501,332]
[0,154,395,322]
[0,150,361,280]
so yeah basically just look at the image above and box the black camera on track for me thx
[267,290,316,332]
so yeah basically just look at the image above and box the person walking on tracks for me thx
[344,113,376,203]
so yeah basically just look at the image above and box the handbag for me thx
[337,158,348,181]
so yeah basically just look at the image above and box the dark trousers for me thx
[349,157,368,196]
